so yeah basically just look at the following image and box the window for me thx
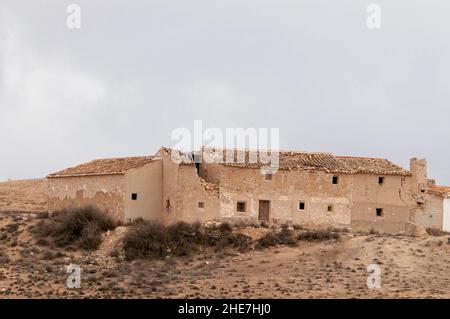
[327,205,333,212]
[166,199,171,209]
[198,201,205,209]
[378,177,384,185]
[332,176,339,184]
[131,193,138,200]
[237,201,246,212]
[299,201,305,210]
[265,173,273,181]
[376,208,384,217]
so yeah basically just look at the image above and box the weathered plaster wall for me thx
[415,194,443,230]
[157,150,219,224]
[176,165,220,223]
[124,160,162,221]
[350,174,415,233]
[443,198,450,232]
[203,165,352,227]
[47,175,125,220]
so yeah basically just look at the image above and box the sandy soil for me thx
[1,211,450,299]
[0,179,47,213]
[1,179,450,298]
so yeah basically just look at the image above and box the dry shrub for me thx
[34,206,118,250]
[123,221,168,260]
[297,228,340,241]
[426,228,449,237]
[167,221,205,256]
[256,225,297,249]
[4,223,19,233]
[217,232,252,251]
[233,220,260,229]
[0,249,10,265]
[123,221,252,260]
[218,222,233,233]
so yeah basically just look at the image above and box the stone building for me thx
[47,156,162,221]
[47,147,448,233]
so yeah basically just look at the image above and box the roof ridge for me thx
[337,156,389,161]
[91,155,154,161]
[203,146,333,155]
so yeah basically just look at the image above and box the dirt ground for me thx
[1,180,450,298]
[0,179,47,213]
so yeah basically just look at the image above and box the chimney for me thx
[410,158,427,194]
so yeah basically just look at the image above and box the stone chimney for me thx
[410,158,427,194]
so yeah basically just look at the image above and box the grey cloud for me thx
[0,0,449,184]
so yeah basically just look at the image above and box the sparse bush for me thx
[217,233,252,251]
[260,221,269,228]
[293,224,303,230]
[218,222,233,233]
[36,238,49,246]
[426,228,449,237]
[33,206,119,251]
[123,221,168,260]
[0,249,10,264]
[233,220,260,229]
[167,221,205,256]
[327,226,350,233]
[123,220,253,260]
[297,229,340,241]
[256,227,297,249]
[36,212,49,219]
[5,223,19,233]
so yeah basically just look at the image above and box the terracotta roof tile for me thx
[337,156,411,176]
[47,156,157,178]
[202,148,410,175]
[210,149,354,173]
[428,185,450,197]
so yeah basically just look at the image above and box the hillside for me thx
[0,179,47,213]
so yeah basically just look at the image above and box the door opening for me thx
[258,200,270,222]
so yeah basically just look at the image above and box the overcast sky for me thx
[1,0,449,184]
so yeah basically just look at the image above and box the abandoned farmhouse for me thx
[47,147,450,233]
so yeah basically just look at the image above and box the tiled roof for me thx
[157,147,411,176]
[47,156,157,178]
[337,156,411,176]
[428,185,450,197]
[206,149,354,173]
[202,148,410,175]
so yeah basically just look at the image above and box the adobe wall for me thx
[205,165,352,227]
[158,150,220,224]
[350,174,415,233]
[415,194,443,230]
[410,158,427,193]
[47,175,125,220]
[123,160,162,222]
[157,150,183,218]
[175,165,220,223]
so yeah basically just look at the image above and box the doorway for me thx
[258,200,270,222]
